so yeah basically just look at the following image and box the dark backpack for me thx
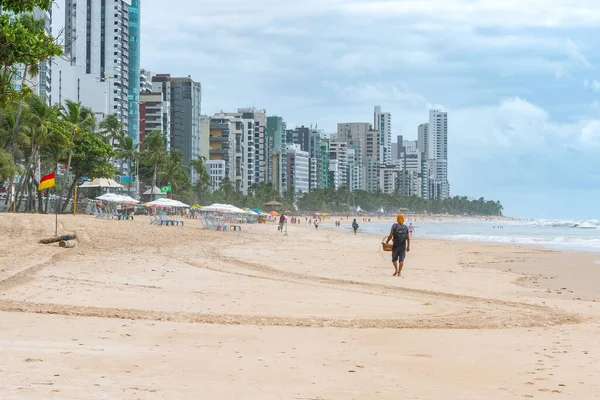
[393,224,408,245]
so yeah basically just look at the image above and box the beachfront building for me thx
[266,116,287,194]
[427,109,449,199]
[57,0,132,130]
[214,109,265,194]
[346,148,362,192]
[318,140,330,189]
[205,160,226,191]
[206,117,236,184]
[374,106,392,165]
[139,91,170,149]
[127,0,141,143]
[150,74,202,182]
[378,165,401,194]
[286,144,310,194]
[329,141,348,189]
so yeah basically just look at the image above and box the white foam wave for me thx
[422,234,600,251]
[519,219,600,229]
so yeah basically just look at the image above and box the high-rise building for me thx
[127,0,141,143]
[428,109,449,199]
[266,116,287,194]
[337,122,372,190]
[206,117,236,186]
[62,0,132,127]
[286,144,310,194]
[328,141,348,189]
[151,74,202,182]
[318,140,330,189]
[417,124,428,155]
[139,91,170,149]
[374,106,392,165]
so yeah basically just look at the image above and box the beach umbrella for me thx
[145,198,190,208]
[96,193,139,204]
[201,203,246,214]
[269,210,279,216]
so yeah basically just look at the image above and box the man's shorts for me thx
[392,246,406,262]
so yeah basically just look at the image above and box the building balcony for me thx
[209,149,229,154]
[209,136,229,142]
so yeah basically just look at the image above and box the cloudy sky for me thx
[140,0,600,219]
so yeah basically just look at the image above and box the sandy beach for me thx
[1,214,600,399]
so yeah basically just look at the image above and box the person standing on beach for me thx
[385,214,410,277]
[409,222,414,238]
[352,218,359,235]
[278,213,285,232]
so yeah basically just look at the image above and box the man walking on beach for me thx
[385,214,410,277]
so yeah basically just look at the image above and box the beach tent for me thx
[80,178,124,188]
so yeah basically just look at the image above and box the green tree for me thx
[158,150,190,195]
[58,100,95,211]
[0,147,16,182]
[98,114,125,147]
[142,130,167,200]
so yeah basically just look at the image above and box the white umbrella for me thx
[201,203,245,213]
[145,198,190,208]
[96,193,139,203]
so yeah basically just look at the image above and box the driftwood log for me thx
[39,234,77,244]
[59,240,77,248]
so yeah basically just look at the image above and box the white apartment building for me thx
[378,165,400,194]
[374,106,392,165]
[205,160,226,191]
[213,111,260,195]
[329,141,348,189]
[428,109,449,199]
[286,144,310,193]
[58,0,131,127]
[139,92,170,149]
[346,148,362,192]
[337,122,374,191]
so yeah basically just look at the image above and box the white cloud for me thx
[341,0,600,28]
[584,79,600,92]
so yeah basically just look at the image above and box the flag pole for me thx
[55,184,58,236]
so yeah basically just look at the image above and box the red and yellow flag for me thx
[38,172,56,191]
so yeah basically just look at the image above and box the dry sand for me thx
[1,213,599,399]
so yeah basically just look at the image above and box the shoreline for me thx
[1,214,600,398]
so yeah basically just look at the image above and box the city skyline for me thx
[138,0,600,220]
[23,0,600,218]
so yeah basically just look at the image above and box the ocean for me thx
[331,219,600,252]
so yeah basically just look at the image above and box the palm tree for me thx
[158,150,189,195]
[117,135,138,196]
[98,114,124,147]
[143,130,167,200]
[18,95,61,211]
[59,100,95,211]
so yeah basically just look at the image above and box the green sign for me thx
[160,185,171,193]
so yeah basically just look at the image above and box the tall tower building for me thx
[374,106,392,165]
[127,0,141,143]
[63,0,131,128]
[427,110,449,199]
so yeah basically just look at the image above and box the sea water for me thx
[331,219,600,252]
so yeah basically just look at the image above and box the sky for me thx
[139,0,600,220]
